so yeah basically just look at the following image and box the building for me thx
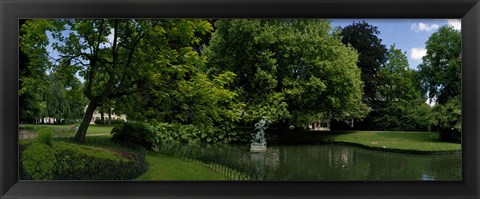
[89,109,127,124]
[309,119,331,131]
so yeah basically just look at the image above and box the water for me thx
[226,144,461,181]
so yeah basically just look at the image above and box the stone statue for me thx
[250,116,269,152]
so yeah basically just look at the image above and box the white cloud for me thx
[446,19,461,30]
[410,22,439,32]
[410,48,427,60]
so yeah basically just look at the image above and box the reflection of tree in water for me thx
[245,145,461,180]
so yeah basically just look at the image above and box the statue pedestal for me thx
[250,144,267,153]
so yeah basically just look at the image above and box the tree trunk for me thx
[74,100,99,142]
[100,112,105,124]
[108,108,112,126]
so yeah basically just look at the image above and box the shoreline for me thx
[316,140,462,155]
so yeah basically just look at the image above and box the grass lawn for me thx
[135,152,228,180]
[321,131,461,153]
[19,124,114,136]
[49,134,229,180]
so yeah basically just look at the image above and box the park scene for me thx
[19,19,461,180]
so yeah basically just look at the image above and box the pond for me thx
[244,144,462,181]
[190,144,461,181]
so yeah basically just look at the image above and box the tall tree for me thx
[373,45,432,130]
[338,21,388,130]
[21,19,213,142]
[205,19,369,128]
[418,25,461,105]
[339,21,388,106]
[418,25,461,142]
[19,19,51,123]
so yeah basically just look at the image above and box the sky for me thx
[329,19,461,70]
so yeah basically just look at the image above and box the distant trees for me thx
[20,19,86,124]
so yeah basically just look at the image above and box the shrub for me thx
[19,141,147,180]
[37,128,53,145]
[434,97,461,143]
[20,142,56,180]
[111,122,159,150]
[153,123,249,145]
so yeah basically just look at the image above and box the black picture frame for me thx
[1,0,479,198]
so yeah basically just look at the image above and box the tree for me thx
[371,45,432,130]
[19,19,51,123]
[204,19,369,128]
[338,21,388,130]
[418,25,461,105]
[339,21,388,106]
[21,19,213,142]
[418,25,461,142]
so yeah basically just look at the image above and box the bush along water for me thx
[111,121,251,150]
[19,135,147,180]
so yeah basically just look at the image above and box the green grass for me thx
[47,133,228,180]
[321,131,461,153]
[19,124,114,136]
[135,151,228,180]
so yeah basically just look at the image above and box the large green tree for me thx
[338,21,390,130]
[340,21,388,106]
[21,19,213,142]
[418,25,461,142]
[373,45,433,130]
[19,19,51,123]
[205,19,369,128]
[418,26,461,105]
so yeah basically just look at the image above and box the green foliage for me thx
[20,141,147,180]
[340,21,388,106]
[205,19,368,127]
[37,129,53,145]
[418,26,461,105]
[416,26,461,142]
[368,45,433,131]
[21,142,56,180]
[21,19,214,142]
[433,97,461,143]
[111,122,158,150]
[153,122,248,145]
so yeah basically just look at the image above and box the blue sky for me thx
[329,19,461,70]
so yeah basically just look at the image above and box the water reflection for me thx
[250,145,461,181]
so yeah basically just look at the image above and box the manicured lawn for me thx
[46,134,228,180]
[321,131,461,153]
[136,152,228,180]
[19,124,114,136]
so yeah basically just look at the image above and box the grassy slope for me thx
[136,152,227,180]
[321,131,461,153]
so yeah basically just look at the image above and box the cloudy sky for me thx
[329,19,461,70]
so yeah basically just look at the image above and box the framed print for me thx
[1,0,479,198]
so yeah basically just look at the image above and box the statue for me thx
[250,116,269,153]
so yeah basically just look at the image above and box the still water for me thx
[229,145,461,181]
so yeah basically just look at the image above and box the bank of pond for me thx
[18,126,461,181]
